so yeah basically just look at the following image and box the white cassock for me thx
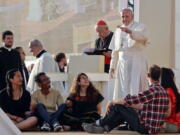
[27,52,64,95]
[109,21,149,100]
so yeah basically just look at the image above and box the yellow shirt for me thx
[31,89,64,113]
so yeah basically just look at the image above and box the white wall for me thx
[139,0,174,67]
[175,0,180,88]
[139,0,180,89]
[175,0,180,70]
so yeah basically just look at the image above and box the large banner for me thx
[0,108,22,135]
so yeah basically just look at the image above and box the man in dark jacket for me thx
[0,30,23,90]
[84,20,113,73]
[94,20,113,73]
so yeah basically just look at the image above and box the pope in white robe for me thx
[27,39,64,95]
[109,8,149,100]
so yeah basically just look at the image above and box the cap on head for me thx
[97,20,107,26]
[120,8,134,17]
[95,20,108,30]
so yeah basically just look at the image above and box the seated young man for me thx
[83,65,169,134]
[30,72,65,131]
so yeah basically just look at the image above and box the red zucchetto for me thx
[97,20,107,26]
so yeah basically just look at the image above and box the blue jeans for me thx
[36,103,66,126]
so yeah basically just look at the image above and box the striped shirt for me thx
[124,83,169,134]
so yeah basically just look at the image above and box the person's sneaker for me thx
[164,122,179,133]
[116,123,130,130]
[82,123,105,134]
[82,123,92,129]
[53,121,63,132]
[40,122,51,131]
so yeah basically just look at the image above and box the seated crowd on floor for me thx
[0,70,104,132]
[0,16,180,134]
[0,64,180,134]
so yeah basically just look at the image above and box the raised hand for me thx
[119,27,132,34]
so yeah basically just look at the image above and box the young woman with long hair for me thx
[161,68,180,132]
[0,69,37,130]
[62,73,104,130]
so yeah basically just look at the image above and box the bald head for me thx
[121,8,134,26]
[29,39,43,57]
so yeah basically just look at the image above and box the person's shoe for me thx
[53,121,63,132]
[116,124,129,130]
[164,122,179,133]
[82,123,91,129]
[82,123,105,134]
[40,122,51,131]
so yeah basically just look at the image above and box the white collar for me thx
[3,46,12,51]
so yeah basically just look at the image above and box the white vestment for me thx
[27,52,64,95]
[109,21,149,100]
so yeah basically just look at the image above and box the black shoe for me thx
[82,123,105,134]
